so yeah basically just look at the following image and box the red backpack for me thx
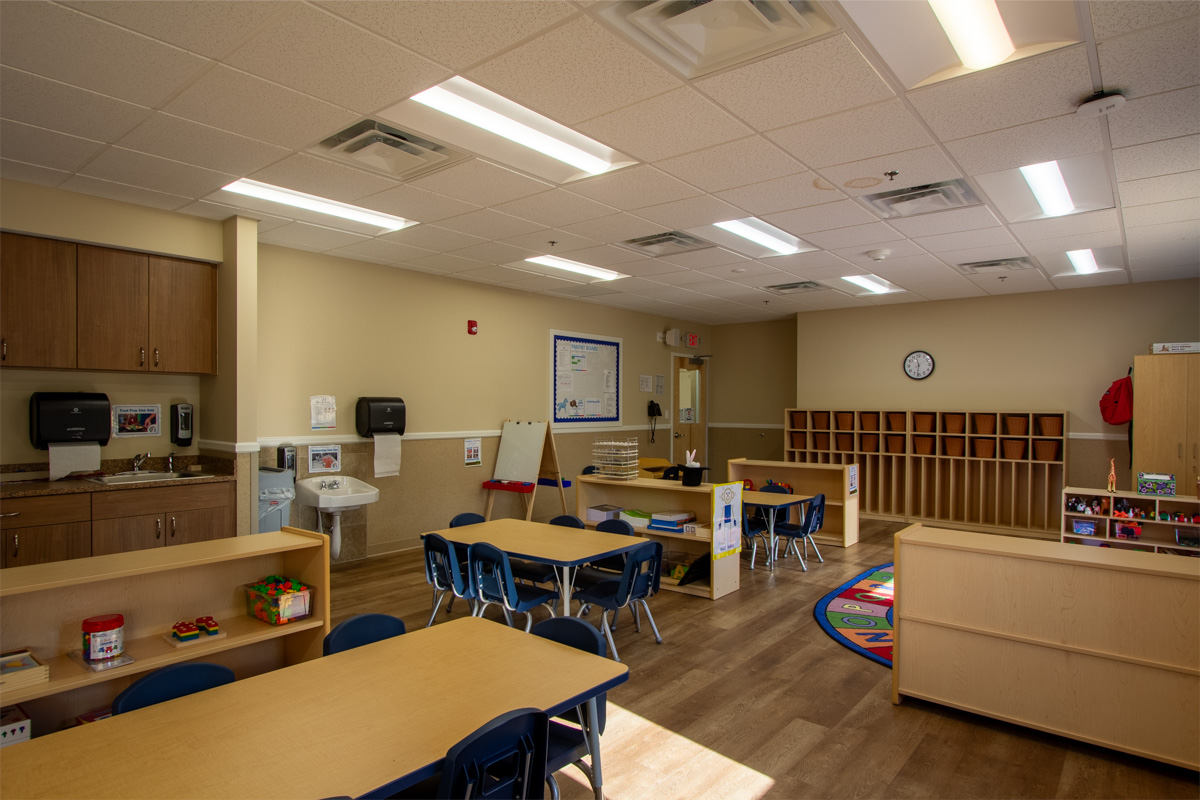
[1100,376,1133,425]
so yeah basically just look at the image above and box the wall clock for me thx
[904,350,934,380]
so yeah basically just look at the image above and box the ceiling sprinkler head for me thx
[884,170,900,181]
[866,249,891,261]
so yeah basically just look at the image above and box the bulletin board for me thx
[551,331,621,425]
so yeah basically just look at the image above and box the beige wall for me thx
[710,318,796,424]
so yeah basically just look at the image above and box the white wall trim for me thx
[198,439,262,453]
[709,422,785,429]
[257,424,652,447]
[1068,432,1127,441]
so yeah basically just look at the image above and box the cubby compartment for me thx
[972,413,997,435]
[943,436,966,457]
[971,437,996,459]
[788,410,807,429]
[914,435,936,455]
[1035,414,1064,437]
[1033,439,1060,462]
[789,431,806,449]
[811,411,830,429]
[913,412,936,432]
[1001,438,1027,460]
[835,433,854,451]
[886,434,907,454]
[812,432,830,451]
[859,411,880,431]
[1004,414,1029,436]
[860,432,880,453]
[835,412,854,430]
[886,412,907,432]
[941,412,966,434]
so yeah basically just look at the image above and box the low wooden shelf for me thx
[1061,486,1200,556]
[726,458,858,548]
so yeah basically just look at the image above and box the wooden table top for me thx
[0,617,629,800]
[742,491,814,509]
[432,518,649,566]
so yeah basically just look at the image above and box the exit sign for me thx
[685,332,700,347]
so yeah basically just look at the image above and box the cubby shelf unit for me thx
[1061,487,1200,556]
[786,409,1067,538]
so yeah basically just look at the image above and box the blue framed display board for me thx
[551,330,621,425]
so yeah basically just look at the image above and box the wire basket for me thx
[592,438,639,480]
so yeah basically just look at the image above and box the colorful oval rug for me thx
[813,563,894,667]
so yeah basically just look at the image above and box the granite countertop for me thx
[1,472,236,499]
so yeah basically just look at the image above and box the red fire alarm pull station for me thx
[467,320,478,335]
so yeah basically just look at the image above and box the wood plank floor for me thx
[330,521,1199,799]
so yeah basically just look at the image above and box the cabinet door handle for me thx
[140,347,146,366]
[170,516,176,538]
[156,518,162,540]
[154,348,160,367]
[12,533,17,559]
[1,337,6,361]
[0,511,20,518]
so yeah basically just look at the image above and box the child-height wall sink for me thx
[293,477,379,561]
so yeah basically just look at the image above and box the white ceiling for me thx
[1,0,1197,325]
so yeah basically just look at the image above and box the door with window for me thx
[673,356,707,466]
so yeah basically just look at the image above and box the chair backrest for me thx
[437,708,548,799]
[424,533,470,597]
[530,618,608,734]
[595,518,635,537]
[469,541,520,609]
[759,483,791,524]
[581,465,598,475]
[112,662,234,714]
[548,514,584,528]
[661,466,681,480]
[618,540,662,604]
[450,512,485,528]
[801,494,826,535]
[322,613,407,656]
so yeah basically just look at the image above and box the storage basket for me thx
[943,413,966,434]
[790,431,806,449]
[1036,415,1063,436]
[1004,415,1029,436]
[813,432,830,450]
[1033,440,1060,461]
[886,434,906,454]
[914,435,935,455]
[913,413,935,432]
[887,412,907,431]
[860,412,879,431]
[1001,439,1027,460]
[812,411,830,429]
[836,433,853,451]
[860,433,879,452]
[245,578,313,625]
[972,414,997,435]
[836,412,854,430]
[943,437,965,457]
[972,438,996,458]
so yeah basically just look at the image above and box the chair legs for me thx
[637,599,663,644]
[427,588,447,628]
[804,533,824,563]
[774,536,808,571]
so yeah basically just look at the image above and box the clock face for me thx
[904,350,935,380]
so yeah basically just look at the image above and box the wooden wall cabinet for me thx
[893,523,1199,769]
[91,482,233,556]
[727,458,859,548]
[576,475,738,600]
[77,245,217,374]
[0,232,77,369]
[1133,353,1200,492]
[0,528,330,733]
[0,495,91,568]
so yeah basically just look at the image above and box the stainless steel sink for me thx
[88,471,213,485]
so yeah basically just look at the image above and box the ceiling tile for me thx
[60,174,190,211]
[558,212,666,243]
[115,112,291,176]
[817,146,961,197]
[0,158,69,188]
[0,66,151,143]
[256,221,371,252]
[1130,264,1200,281]
[635,195,745,230]
[614,260,688,278]
[545,283,623,299]
[249,153,398,203]
[901,280,987,301]
[634,285,713,304]
[865,254,955,276]
[1128,237,1199,271]
[381,224,486,252]
[62,1,290,59]
[767,99,932,168]
[886,206,1002,238]
[568,166,701,211]
[435,208,546,239]
[966,269,1054,295]
[651,268,725,286]
[1125,219,1200,249]
[1113,135,1200,183]
[163,65,357,150]
[936,244,1029,265]
[404,252,490,273]
[699,260,776,278]
[757,249,852,273]
[175,200,291,231]
[563,244,648,267]
[466,16,680,125]
[656,136,804,193]
[1122,197,1200,228]
[493,189,616,228]
[803,223,906,250]
[715,172,847,216]
[449,241,539,265]
[908,46,1091,141]
[499,228,597,253]
[323,239,434,266]
[356,184,479,223]
[1089,1,1199,41]
[0,2,208,107]
[577,86,751,163]
[1119,171,1200,207]
[947,114,1104,176]
[454,264,541,284]
[1107,86,1200,148]
[503,273,587,292]
[1097,15,1200,99]
[0,120,105,172]
[1022,229,1124,255]
[658,247,748,269]
[915,226,1017,253]
[763,200,879,235]
[226,4,450,114]
[80,147,235,197]
[320,1,576,71]
[1010,209,1121,243]
[789,263,865,280]
[1049,271,1130,290]
[409,160,551,206]
[694,34,894,131]
[833,242,937,268]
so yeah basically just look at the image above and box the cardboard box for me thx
[1137,472,1176,496]
[1150,342,1200,354]
[585,504,622,522]
[0,705,30,748]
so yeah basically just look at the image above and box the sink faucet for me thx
[167,452,175,473]
[132,452,150,472]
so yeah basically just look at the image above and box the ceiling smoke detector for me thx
[866,249,890,261]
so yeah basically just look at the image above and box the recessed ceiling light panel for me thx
[221,179,416,232]
[975,152,1114,223]
[689,217,816,259]
[524,255,628,282]
[841,274,897,295]
[928,0,1014,70]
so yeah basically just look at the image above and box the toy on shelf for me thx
[764,479,793,493]
[1107,458,1117,493]
[195,616,219,636]
[171,621,199,643]
[245,575,313,625]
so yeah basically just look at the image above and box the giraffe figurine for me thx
[1107,457,1117,493]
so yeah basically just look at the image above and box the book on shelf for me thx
[586,504,623,522]
[619,509,652,529]
[647,520,685,533]
[0,649,49,691]
[651,510,696,523]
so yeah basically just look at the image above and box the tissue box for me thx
[0,705,30,748]
[244,576,313,625]
[1137,472,1175,496]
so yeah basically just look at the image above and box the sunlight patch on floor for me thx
[557,703,775,800]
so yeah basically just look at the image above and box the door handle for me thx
[12,533,17,559]
[154,348,160,367]
[156,518,162,540]
[1,337,6,361]
[674,432,683,438]
[170,516,176,538]
[0,511,20,518]
[140,347,146,366]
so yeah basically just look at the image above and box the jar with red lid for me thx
[82,614,124,662]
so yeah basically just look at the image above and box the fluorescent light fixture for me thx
[413,79,612,175]
[525,255,626,281]
[713,218,801,255]
[1066,249,1098,274]
[928,0,1015,70]
[842,275,892,294]
[1018,161,1075,217]
[222,179,413,231]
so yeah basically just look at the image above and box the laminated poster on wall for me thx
[465,438,482,468]
[309,445,340,473]
[310,395,336,430]
[712,482,743,560]
[112,405,161,437]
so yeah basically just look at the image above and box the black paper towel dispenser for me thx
[356,397,405,438]
[29,392,112,449]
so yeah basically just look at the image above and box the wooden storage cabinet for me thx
[787,408,1066,538]
[727,458,858,548]
[0,529,330,734]
[91,482,234,555]
[1061,486,1200,555]
[0,495,91,567]
[0,233,78,369]
[1133,353,1200,492]
[576,476,738,600]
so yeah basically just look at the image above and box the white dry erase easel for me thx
[483,420,568,521]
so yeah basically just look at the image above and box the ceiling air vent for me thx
[311,120,468,181]
[616,231,715,256]
[953,257,1037,275]
[763,280,827,295]
[596,0,838,79]
[860,179,982,219]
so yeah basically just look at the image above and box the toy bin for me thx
[244,576,313,625]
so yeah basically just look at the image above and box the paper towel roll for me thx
[373,433,402,478]
[49,442,101,481]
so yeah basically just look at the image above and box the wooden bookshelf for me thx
[726,459,858,548]
[1061,486,1200,556]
